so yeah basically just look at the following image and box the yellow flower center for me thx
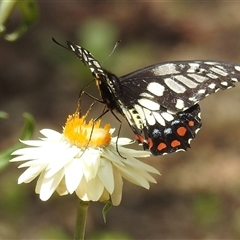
[63,113,111,148]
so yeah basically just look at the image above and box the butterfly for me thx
[55,39,240,156]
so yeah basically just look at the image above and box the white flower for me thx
[11,112,160,206]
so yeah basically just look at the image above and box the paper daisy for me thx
[11,112,160,206]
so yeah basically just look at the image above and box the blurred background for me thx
[1,1,240,239]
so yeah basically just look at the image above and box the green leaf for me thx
[0,113,35,171]
[102,201,113,223]
[20,112,35,140]
[0,0,39,41]
[0,111,8,119]
[0,0,17,34]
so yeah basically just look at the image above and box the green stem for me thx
[0,1,17,25]
[74,199,90,240]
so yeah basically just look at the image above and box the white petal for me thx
[84,177,104,201]
[76,176,104,202]
[111,167,123,206]
[75,177,88,199]
[118,146,151,158]
[121,156,160,175]
[98,158,114,194]
[101,147,125,166]
[132,168,158,184]
[45,146,79,178]
[39,129,62,139]
[111,137,134,145]
[37,170,64,201]
[17,140,45,147]
[35,171,44,194]
[81,150,100,181]
[116,164,151,189]
[64,158,83,194]
[109,128,115,134]
[11,147,43,158]
[18,165,45,183]
[18,159,47,168]
[56,179,68,196]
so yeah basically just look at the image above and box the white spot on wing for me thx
[198,89,206,94]
[143,108,156,126]
[188,74,208,82]
[164,78,186,93]
[151,63,179,76]
[210,67,228,76]
[206,73,218,79]
[186,63,200,73]
[138,98,160,110]
[216,65,225,70]
[134,104,146,125]
[164,128,172,135]
[189,96,198,102]
[234,66,240,71]
[167,109,177,114]
[152,112,165,126]
[208,83,216,89]
[175,99,185,109]
[161,112,174,121]
[204,61,218,65]
[174,75,198,88]
[147,82,165,96]
[93,60,101,68]
[220,81,228,86]
[128,108,143,129]
[83,53,88,62]
[139,92,154,99]
[195,128,201,134]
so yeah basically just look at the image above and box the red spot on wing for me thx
[188,120,195,127]
[148,138,154,149]
[135,134,147,144]
[177,126,187,136]
[171,140,181,147]
[135,134,142,142]
[157,142,167,151]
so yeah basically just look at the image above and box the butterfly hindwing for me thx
[127,104,202,155]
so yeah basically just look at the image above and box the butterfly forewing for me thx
[119,61,240,112]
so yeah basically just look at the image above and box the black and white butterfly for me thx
[57,39,240,156]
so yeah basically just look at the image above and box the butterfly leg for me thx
[78,80,105,116]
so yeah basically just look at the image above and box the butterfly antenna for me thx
[52,38,70,51]
[102,40,121,66]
